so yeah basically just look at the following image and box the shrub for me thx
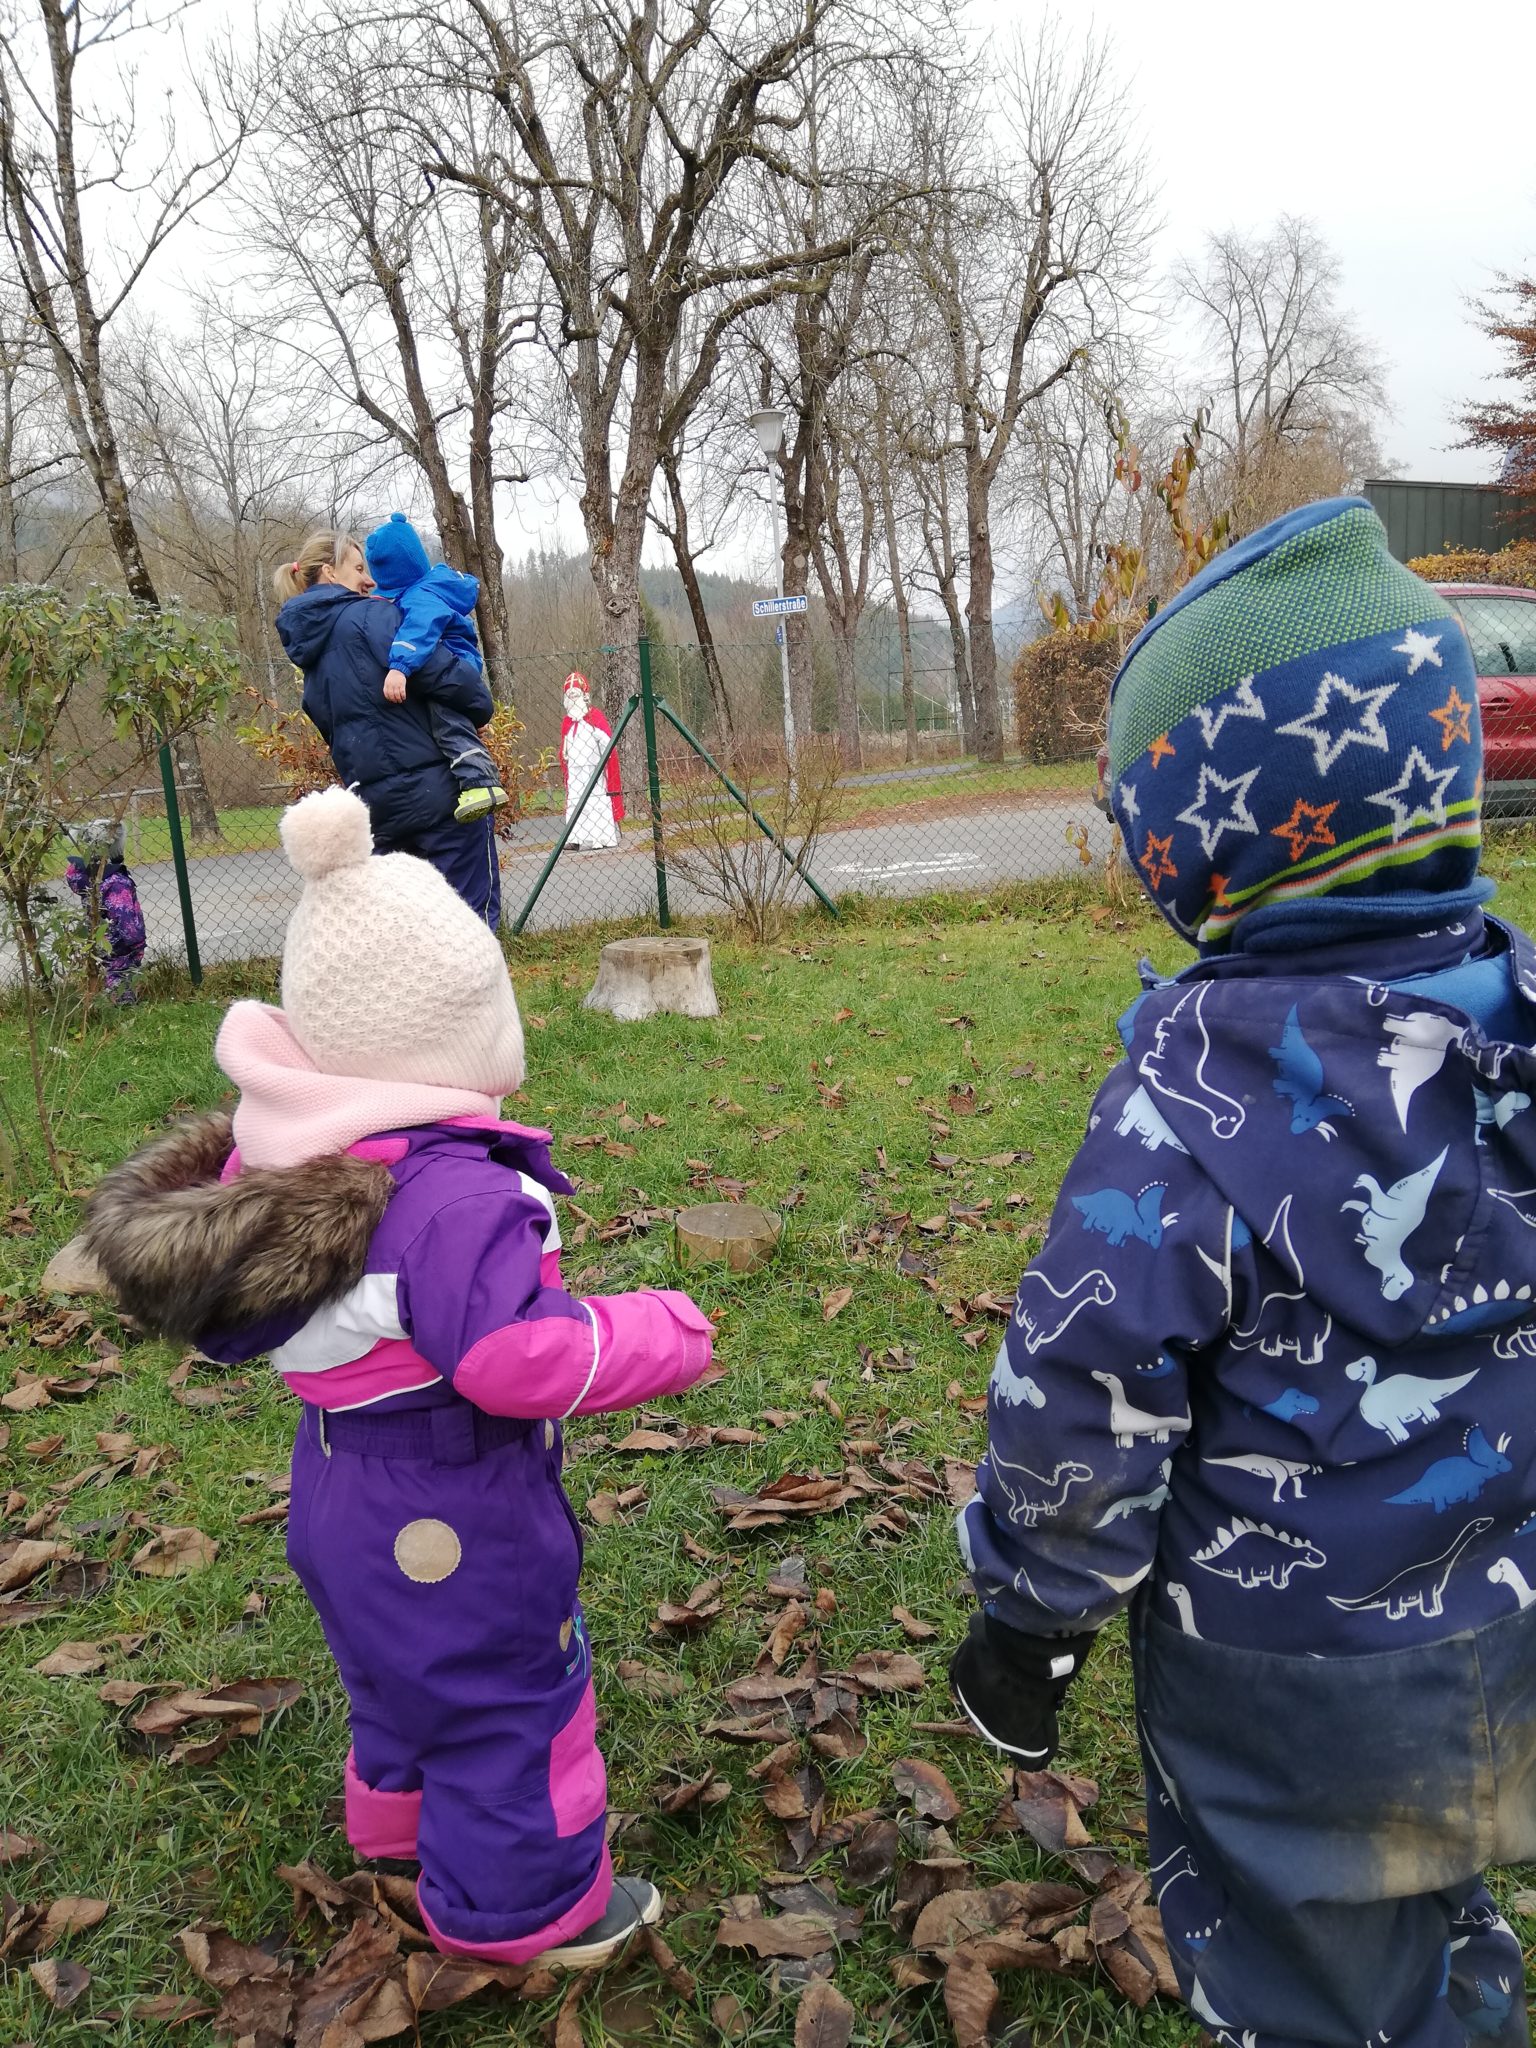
[1407,542,1536,592]
[1012,628,1122,764]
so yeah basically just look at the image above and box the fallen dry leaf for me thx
[0,1539,79,1593]
[131,1526,217,1577]
[612,1427,679,1455]
[715,1899,836,1961]
[794,1977,854,2048]
[821,1287,853,1322]
[585,1485,647,1526]
[834,1650,926,1694]
[614,1659,688,1702]
[33,1633,142,1679]
[892,1605,939,1642]
[29,1957,91,2009]
[942,1949,998,2048]
[843,1816,900,1886]
[763,1599,808,1670]
[892,1757,962,1824]
[711,1989,750,2038]
[0,1828,45,1866]
[1010,1768,1098,1853]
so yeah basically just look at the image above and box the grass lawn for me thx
[3,864,1535,2045]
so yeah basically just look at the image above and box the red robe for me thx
[560,707,625,821]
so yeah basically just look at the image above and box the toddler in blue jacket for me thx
[365,513,506,822]
[952,498,1535,2046]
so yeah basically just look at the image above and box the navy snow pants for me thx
[1132,1600,1535,2045]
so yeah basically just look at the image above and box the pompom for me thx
[280,787,373,880]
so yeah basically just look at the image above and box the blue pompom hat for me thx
[365,512,431,600]
[1106,497,1488,951]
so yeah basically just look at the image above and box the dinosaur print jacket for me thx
[961,912,1536,1653]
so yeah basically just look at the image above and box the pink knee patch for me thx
[548,1683,607,1839]
[345,1749,422,1860]
[417,1844,614,1965]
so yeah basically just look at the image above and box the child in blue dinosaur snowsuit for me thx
[951,499,1536,2047]
[364,514,506,823]
[65,818,146,1001]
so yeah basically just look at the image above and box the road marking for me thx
[830,854,984,879]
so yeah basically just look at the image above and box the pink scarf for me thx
[216,1002,501,1169]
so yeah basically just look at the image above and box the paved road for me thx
[42,789,1114,970]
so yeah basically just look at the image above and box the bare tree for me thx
[235,34,542,701]
[116,311,357,679]
[0,279,90,582]
[810,392,874,765]
[0,0,252,837]
[1176,215,1389,531]
[910,32,1150,762]
[387,0,938,784]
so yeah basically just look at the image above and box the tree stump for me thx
[40,1234,109,1298]
[584,935,719,1022]
[675,1202,781,1274]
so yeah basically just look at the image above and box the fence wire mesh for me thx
[38,599,1536,975]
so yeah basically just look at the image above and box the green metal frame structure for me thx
[511,637,837,937]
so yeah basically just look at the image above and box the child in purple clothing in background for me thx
[364,512,507,822]
[84,785,713,1967]
[65,818,146,1002]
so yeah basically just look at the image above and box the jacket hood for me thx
[1115,923,1536,1348]
[82,1112,393,1345]
[421,562,480,617]
[365,511,431,598]
[276,584,372,671]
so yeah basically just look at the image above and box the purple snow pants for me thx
[287,1398,612,1960]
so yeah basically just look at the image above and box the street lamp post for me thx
[749,406,797,767]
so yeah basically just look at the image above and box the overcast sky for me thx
[988,0,1536,481]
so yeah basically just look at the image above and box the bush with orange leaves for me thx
[237,688,555,825]
[1406,542,1536,593]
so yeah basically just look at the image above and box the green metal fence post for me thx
[639,637,670,930]
[158,740,202,985]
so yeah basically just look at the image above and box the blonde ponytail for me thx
[273,530,359,603]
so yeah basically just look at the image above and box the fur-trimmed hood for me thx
[83,1112,393,1345]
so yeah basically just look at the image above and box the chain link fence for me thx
[38,598,1536,975]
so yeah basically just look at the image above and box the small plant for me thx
[0,584,236,1178]
[666,740,842,945]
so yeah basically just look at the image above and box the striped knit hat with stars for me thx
[1107,496,1485,952]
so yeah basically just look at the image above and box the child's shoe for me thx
[535,1876,662,1967]
[453,785,507,822]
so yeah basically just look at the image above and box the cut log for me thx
[584,935,719,1022]
[40,1235,109,1298]
[675,1203,781,1274]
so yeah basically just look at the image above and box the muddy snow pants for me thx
[1131,1602,1536,2045]
[287,1399,612,1960]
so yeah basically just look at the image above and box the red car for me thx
[1434,583,1536,811]
[1091,585,1536,820]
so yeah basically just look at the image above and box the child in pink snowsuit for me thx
[84,787,714,1966]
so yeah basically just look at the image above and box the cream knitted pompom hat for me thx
[276,787,524,1094]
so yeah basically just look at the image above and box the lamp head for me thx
[749,407,786,457]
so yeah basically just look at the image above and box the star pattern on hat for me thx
[1142,832,1178,888]
[1428,685,1474,752]
[1118,780,1139,822]
[1271,798,1339,861]
[1194,673,1266,748]
[1393,627,1443,675]
[1148,733,1176,768]
[1275,671,1396,776]
[1175,763,1262,859]
[1364,746,1460,842]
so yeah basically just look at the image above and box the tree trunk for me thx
[780,485,815,747]
[944,581,976,756]
[874,408,917,765]
[662,447,733,743]
[964,459,1005,764]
